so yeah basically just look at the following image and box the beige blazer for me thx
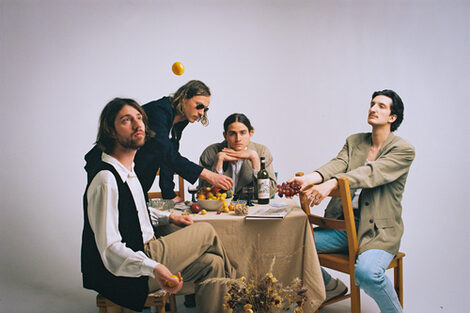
[199,141,277,198]
[316,133,415,255]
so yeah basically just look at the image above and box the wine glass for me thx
[188,185,199,203]
[242,186,255,206]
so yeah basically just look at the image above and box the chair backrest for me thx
[147,169,185,200]
[299,177,358,267]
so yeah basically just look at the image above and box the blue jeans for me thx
[315,228,402,313]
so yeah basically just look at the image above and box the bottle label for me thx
[257,179,270,199]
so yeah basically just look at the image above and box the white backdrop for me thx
[0,1,468,312]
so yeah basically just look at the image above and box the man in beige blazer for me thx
[290,90,415,313]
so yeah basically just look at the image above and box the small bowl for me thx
[197,198,232,211]
[149,198,174,210]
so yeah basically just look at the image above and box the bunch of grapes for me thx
[277,181,301,197]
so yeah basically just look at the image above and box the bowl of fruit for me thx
[197,186,233,211]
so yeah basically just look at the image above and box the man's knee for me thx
[354,261,386,288]
[193,222,216,237]
[199,253,225,278]
[192,222,220,245]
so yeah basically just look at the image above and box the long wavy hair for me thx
[96,98,155,153]
[170,80,211,126]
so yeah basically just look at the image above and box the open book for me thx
[245,205,292,220]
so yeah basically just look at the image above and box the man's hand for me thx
[215,151,239,172]
[171,195,185,203]
[222,148,260,170]
[153,264,183,294]
[303,179,338,206]
[200,168,234,190]
[169,213,193,226]
[287,172,323,191]
[217,150,240,162]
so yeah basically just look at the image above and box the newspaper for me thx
[245,204,292,220]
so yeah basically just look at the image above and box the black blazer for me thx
[135,96,202,197]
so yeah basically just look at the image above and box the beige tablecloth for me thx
[190,198,326,311]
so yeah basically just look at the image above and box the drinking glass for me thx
[242,186,254,206]
[188,185,198,202]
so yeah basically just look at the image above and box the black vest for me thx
[81,162,149,311]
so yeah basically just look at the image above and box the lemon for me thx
[166,274,181,287]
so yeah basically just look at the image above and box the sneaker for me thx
[184,293,196,308]
[325,278,348,302]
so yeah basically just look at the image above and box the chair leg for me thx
[350,275,361,313]
[394,257,404,307]
[115,305,124,313]
[169,294,177,313]
[155,304,165,313]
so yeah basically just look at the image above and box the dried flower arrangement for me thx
[203,257,307,313]
[234,203,249,216]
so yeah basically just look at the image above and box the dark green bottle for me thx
[257,157,270,204]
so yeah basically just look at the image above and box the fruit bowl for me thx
[197,198,232,211]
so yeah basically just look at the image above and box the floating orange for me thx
[171,62,184,75]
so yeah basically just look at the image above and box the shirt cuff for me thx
[141,257,160,278]
[158,210,171,225]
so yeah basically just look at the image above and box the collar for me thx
[101,152,137,183]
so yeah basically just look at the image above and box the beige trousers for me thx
[144,222,236,313]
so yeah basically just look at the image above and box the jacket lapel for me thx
[350,133,371,170]
[377,133,396,159]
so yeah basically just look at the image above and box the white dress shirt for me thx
[86,152,162,278]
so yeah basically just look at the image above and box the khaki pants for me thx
[144,222,236,313]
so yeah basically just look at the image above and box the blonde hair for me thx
[170,80,211,126]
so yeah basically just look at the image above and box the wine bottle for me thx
[257,157,270,204]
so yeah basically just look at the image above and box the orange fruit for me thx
[171,62,184,75]
[166,274,181,287]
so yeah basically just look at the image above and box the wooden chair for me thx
[96,290,177,313]
[148,169,185,200]
[299,177,405,313]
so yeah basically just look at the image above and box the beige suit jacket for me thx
[199,141,277,198]
[316,133,415,255]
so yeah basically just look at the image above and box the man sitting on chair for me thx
[81,98,236,313]
[289,89,415,313]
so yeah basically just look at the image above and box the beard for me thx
[116,135,145,150]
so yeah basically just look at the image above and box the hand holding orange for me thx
[171,62,184,75]
[166,274,182,287]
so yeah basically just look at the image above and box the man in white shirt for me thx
[81,98,236,313]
